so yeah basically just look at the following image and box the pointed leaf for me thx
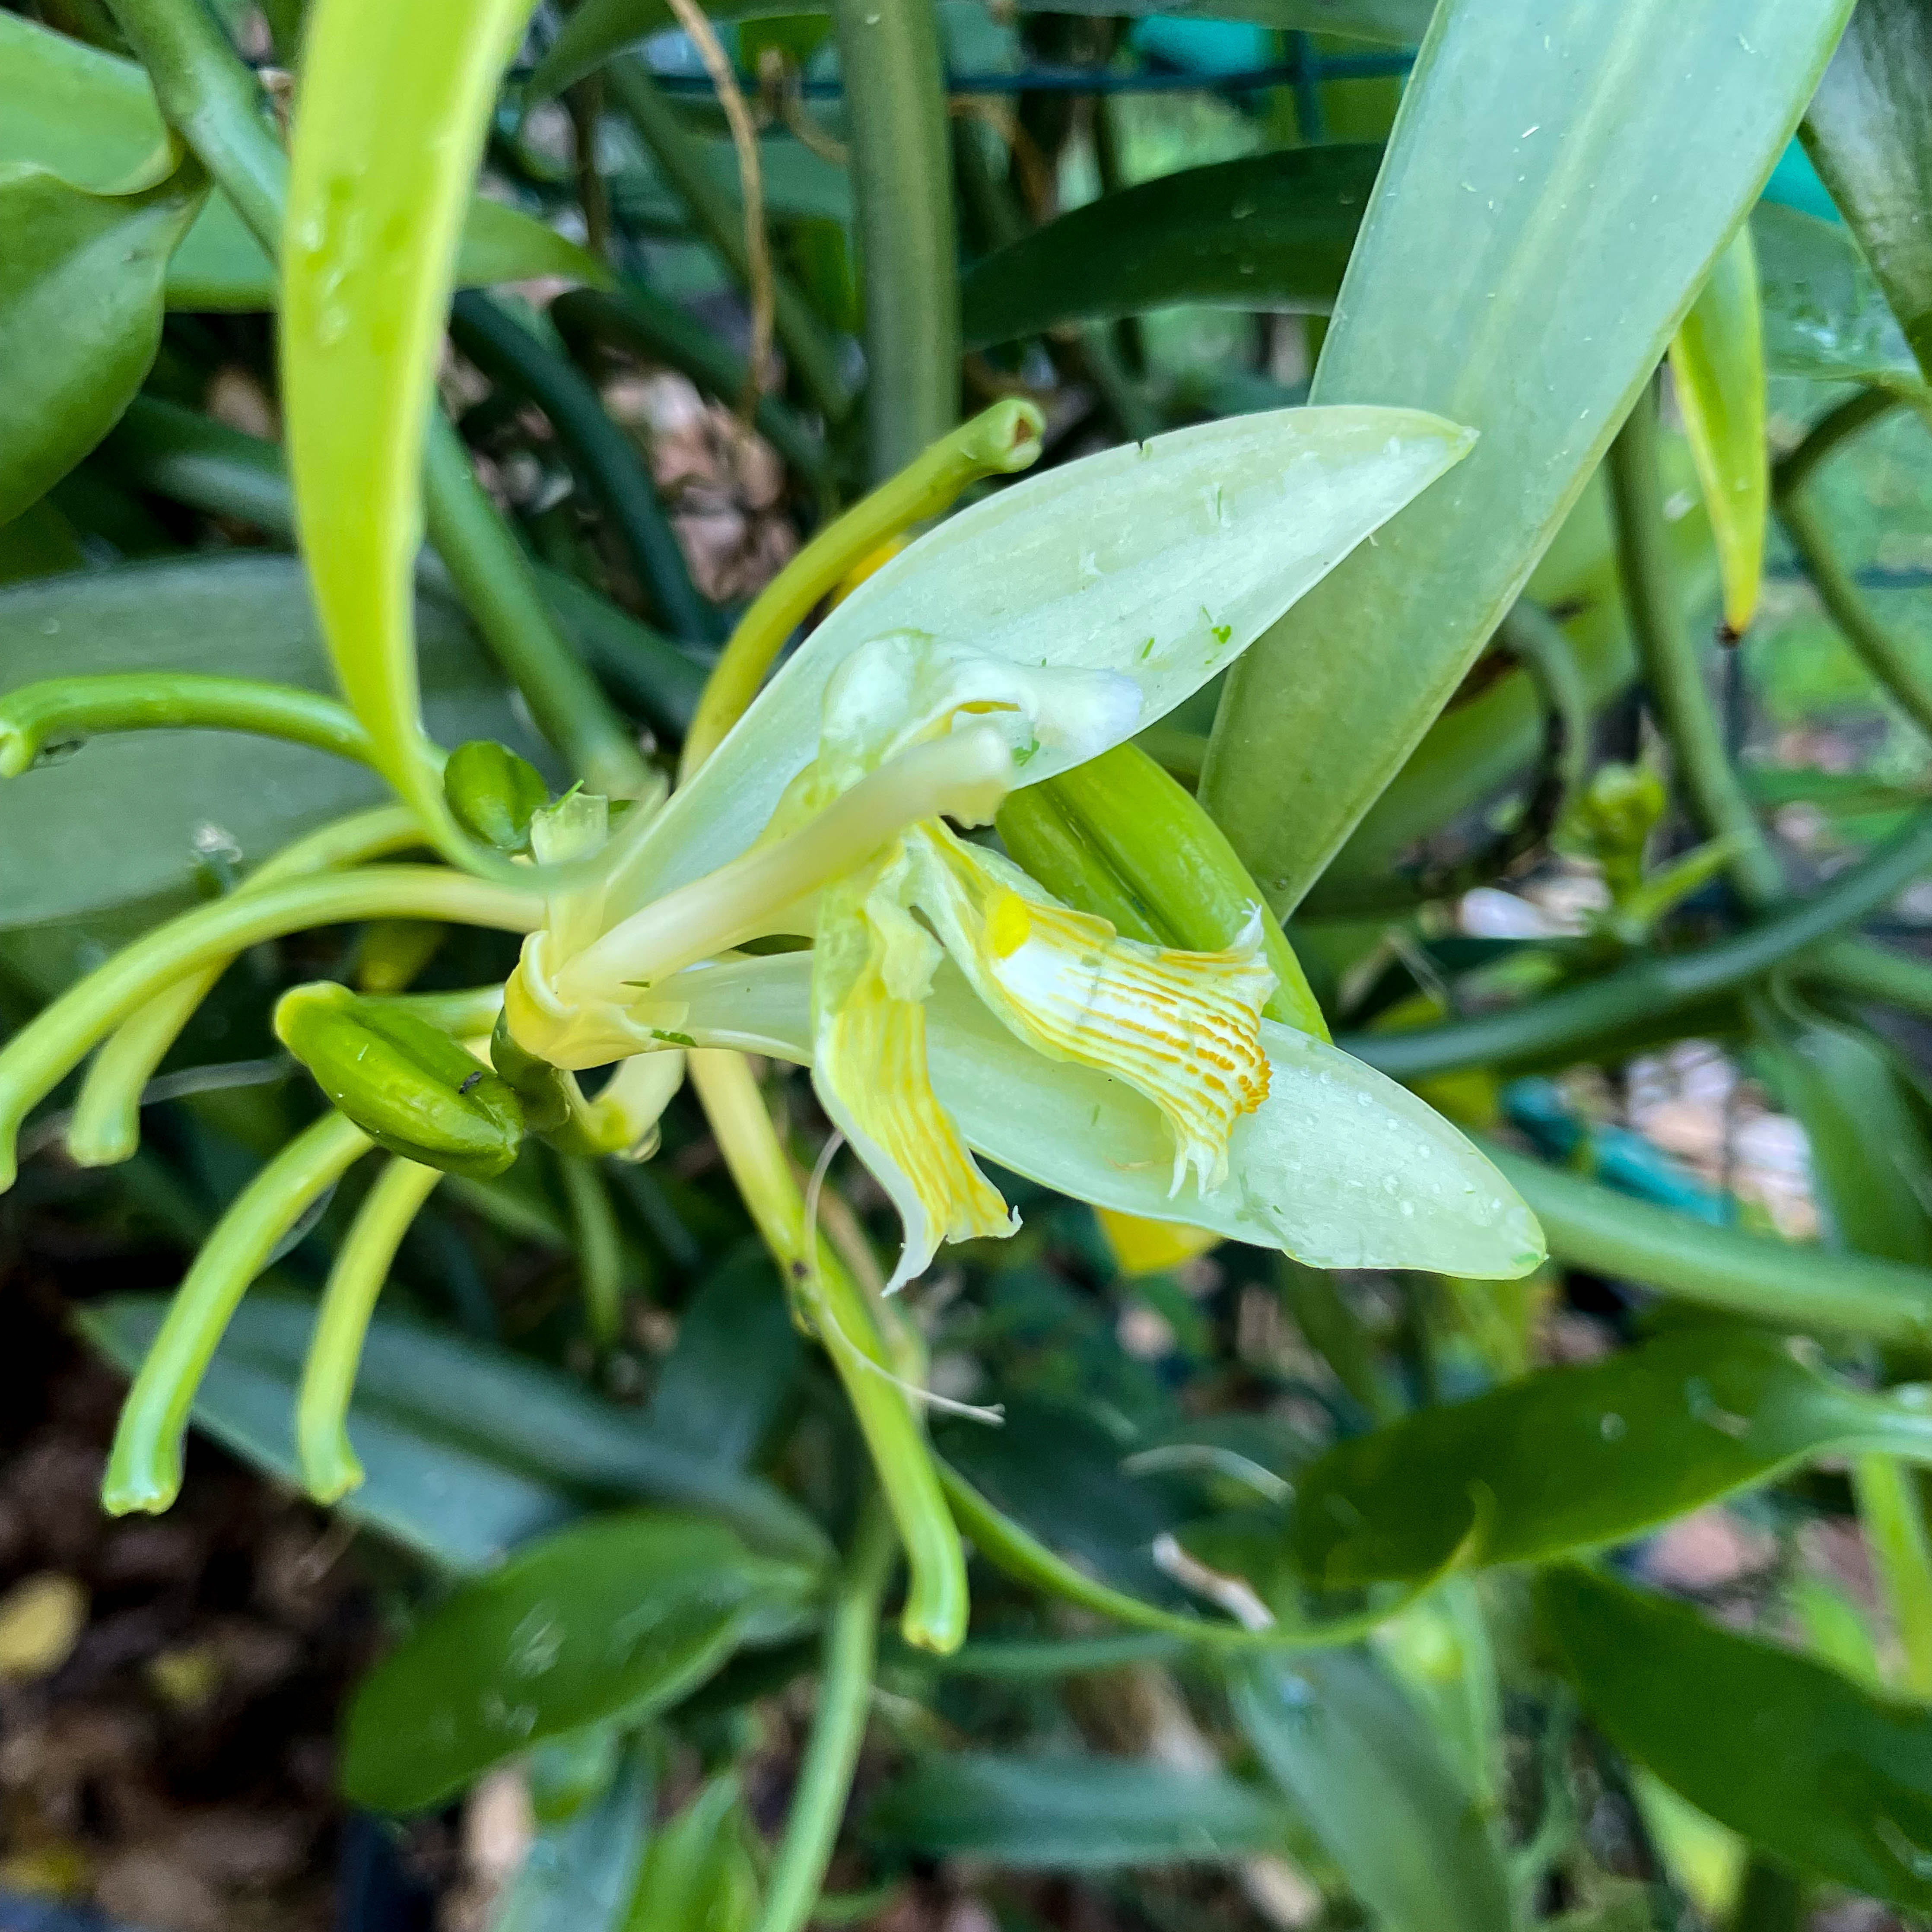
[1542,1563,1932,1911]
[1753,200,1924,389]
[342,1511,821,1813]
[1201,0,1858,909]
[1233,1649,1513,1932]
[625,406,1473,903]
[961,147,1377,350]
[1292,1325,1932,1586]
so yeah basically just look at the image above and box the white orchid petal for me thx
[610,406,1475,904]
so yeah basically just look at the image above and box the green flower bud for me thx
[444,739,550,854]
[275,982,524,1179]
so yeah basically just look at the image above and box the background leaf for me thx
[1542,1563,1932,1911]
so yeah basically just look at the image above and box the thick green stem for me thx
[604,57,850,424]
[686,1049,969,1653]
[550,287,831,493]
[1488,1146,1932,1344]
[1608,380,1783,909]
[831,0,959,481]
[678,400,1043,775]
[104,1110,375,1514]
[297,1154,444,1503]
[69,806,426,1168]
[0,868,540,1193]
[449,290,713,646]
[105,0,648,795]
[1345,807,1932,1081]
[558,1153,626,1347]
[0,674,375,776]
[750,1500,896,1932]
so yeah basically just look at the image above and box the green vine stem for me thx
[69,806,426,1168]
[1776,388,1932,739]
[1607,378,1783,909]
[1851,1453,1932,1696]
[296,1154,445,1503]
[103,1110,375,1514]
[1489,1146,1932,1344]
[550,287,832,494]
[558,1153,626,1348]
[0,868,541,1192]
[448,290,714,647]
[602,56,851,426]
[679,400,1045,775]
[1345,806,1932,1081]
[687,1049,969,1654]
[0,675,376,775]
[830,0,959,480]
[104,397,708,740]
[750,1498,897,1932]
[937,1462,1437,1649]
[105,0,650,800]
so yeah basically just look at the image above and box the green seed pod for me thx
[275,981,524,1179]
[444,739,550,854]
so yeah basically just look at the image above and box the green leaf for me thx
[1803,0,1932,379]
[531,0,1432,96]
[79,1298,578,1573]
[497,1742,655,1932]
[0,154,206,527]
[1292,1326,1932,1586]
[1201,0,1856,910]
[1667,224,1767,636]
[621,1774,759,1932]
[165,190,612,311]
[1232,1649,1513,1932]
[1541,1563,1932,1911]
[162,1290,832,1566]
[1753,200,1924,389]
[342,1510,822,1813]
[0,554,534,934]
[864,1753,1293,1867]
[960,147,1377,351]
[0,12,173,192]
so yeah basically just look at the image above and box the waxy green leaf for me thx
[1202,0,1857,909]
[1754,201,1924,390]
[1543,1564,1932,1911]
[1804,0,1932,381]
[496,1744,655,1932]
[621,1775,759,1932]
[0,154,205,527]
[865,1753,1293,1867]
[960,147,1376,351]
[342,1511,821,1812]
[1233,1650,1513,1932]
[1292,1326,1932,1587]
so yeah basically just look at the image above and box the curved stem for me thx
[750,1498,896,1932]
[603,57,850,425]
[687,1049,969,1654]
[558,1153,626,1347]
[1607,379,1783,909]
[448,291,714,646]
[1345,807,1932,1081]
[677,400,1044,776]
[106,0,648,801]
[0,867,540,1192]
[1487,1144,1932,1344]
[0,675,376,776]
[1774,385,1900,499]
[831,0,959,481]
[297,1154,444,1502]
[69,806,427,1168]
[104,1111,375,1514]
[1811,936,1932,1019]
[938,1463,1432,1650]
[550,287,831,490]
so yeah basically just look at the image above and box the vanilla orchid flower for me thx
[504,407,1547,1290]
